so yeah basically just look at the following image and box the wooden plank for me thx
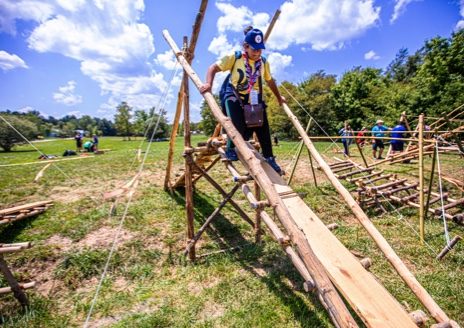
[261,164,416,327]
[0,201,53,216]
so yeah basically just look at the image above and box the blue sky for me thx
[0,0,463,123]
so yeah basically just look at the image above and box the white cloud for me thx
[0,0,55,35]
[53,80,82,106]
[268,0,380,51]
[208,34,238,58]
[65,110,83,118]
[216,3,253,33]
[456,0,464,31]
[266,52,293,78]
[364,50,380,60]
[0,50,28,70]
[2,0,172,114]
[18,106,49,117]
[390,0,418,24]
[155,50,177,70]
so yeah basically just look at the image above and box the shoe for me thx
[225,148,238,161]
[265,156,282,175]
[377,156,384,160]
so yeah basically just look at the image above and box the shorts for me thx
[391,142,404,151]
[372,139,384,150]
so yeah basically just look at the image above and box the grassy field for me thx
[0,136,463,327]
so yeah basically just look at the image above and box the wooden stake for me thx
[436,236,462,260]
[0,256,29,307]
[264,9,281,42]
[419,113,425,244]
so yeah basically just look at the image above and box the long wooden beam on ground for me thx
[164,29,358,328]
[0,155,95,167]
[281,103,452,324]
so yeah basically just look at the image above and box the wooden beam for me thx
[280,102,450,323]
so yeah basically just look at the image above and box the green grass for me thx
[0,136,463,327]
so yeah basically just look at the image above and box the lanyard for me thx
[243,53,262,93]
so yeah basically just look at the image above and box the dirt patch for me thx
[46,234,73,252]
[199,301,225,321]
[77,226,135,248]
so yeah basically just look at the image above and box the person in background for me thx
[75,132,83,152]
[372,119,390,160]
[92,134,99,151]
[273,134,279,146]
[339,124,353,157]
[199,26,286,174]
[356,127,367,147]
[390,121,407,154]
[83,140,94,152]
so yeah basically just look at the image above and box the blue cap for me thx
[244,28,265,50]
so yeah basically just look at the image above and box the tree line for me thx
[200,30,464,138]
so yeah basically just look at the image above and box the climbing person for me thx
[338,123,353,157]
[372,119,390,160]
[75,132,83,152]
[390,121,407,154]
[199,26,286,175]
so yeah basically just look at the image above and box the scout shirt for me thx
[216,53,272,97]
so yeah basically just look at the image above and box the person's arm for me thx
[266,78,286,105]
[199,63,221,94]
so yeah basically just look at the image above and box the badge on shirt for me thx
[250,89,259,105]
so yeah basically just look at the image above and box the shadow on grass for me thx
[168,187,334,327]
[0,149,37,153]
[0,215,38,243]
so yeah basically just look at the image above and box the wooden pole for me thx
[182,37,195,261]
[163,30,358,328]
[0,256,29,307]
[419,114,425,244]
[164,0,209,190]
[355,141,368,167]
[254,181,262,243]
[307,148,318,188]
[425,137,438,220]
[288,118,312,185]
[280,102,450,323]
[264,9,281,42]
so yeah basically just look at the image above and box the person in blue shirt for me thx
[92,134,99,151]
[390,121,407,154]
[338,124,353,157]
[372,119,389,159]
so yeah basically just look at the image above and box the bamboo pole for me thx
[280,102,451,323]
[163,30,358,328]
[164,0,209,190]
[419,114,425,244]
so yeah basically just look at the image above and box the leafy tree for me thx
[0,115,39,151]
[96,118,116,136]
[133,109,149,137]
[199,97,219,136]
[114,102,133,140]
[145,109,170,140]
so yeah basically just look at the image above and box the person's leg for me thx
[254,110,273,158]
[342,141,348,156]
[372,140,377,159]
[225,97,246,150]
[378,141,385,159]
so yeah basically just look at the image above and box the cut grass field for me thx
[0,136,463,327]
